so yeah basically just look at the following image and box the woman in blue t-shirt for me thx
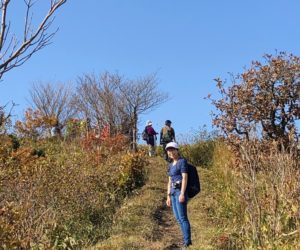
[165,142,192,248]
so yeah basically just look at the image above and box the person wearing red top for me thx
[145,120,158,156]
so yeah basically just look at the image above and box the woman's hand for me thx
[166,195,171,207]
[179,193,185,203]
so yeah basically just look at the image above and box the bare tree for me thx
[116,73,169,151]
[76,72,169,151]
[29,81,77,135]
[76,72,126,135]
[0,0,67,80]
[0,1,66,132]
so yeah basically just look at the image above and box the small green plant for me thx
[180,140,215,167]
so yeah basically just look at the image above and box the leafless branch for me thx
[29,81,77,129]
[0,100,16,131]
[0,0,67,79]
[76,71,169,151]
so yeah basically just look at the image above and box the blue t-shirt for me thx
[168,158,188,193]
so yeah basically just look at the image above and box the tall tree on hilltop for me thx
[76,72,169,151]
[209,52,300,147]
[28,81,77,135]
[76,72,125,136]
[115,73,169,152]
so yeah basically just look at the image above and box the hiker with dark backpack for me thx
[160,120,175,162]
[143,120,158,157]
[165,142,200,248]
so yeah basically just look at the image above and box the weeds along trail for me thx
[89,157,220,250]
[87,141,300,249]
[89,157,183,249]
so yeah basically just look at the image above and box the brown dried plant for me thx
[234,141,300,248]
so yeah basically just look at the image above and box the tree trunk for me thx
[132,112,138,152]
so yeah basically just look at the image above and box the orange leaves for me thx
[81,132,128,153]
[23,109,56,128]
[10,146,41,166]
[15,108,56,138]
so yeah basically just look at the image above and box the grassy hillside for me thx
[90,141,300,250]
[90,157,181,249]
[2,135,300,249]
[0,136,149,249]
[90,156,223,250]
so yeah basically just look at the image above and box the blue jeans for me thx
[171,190,191,245]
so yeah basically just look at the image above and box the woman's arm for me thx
[166,177,172,207]
[179,173,188,203]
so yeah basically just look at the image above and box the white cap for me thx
[165,142,179,150]
[146,120,152,126]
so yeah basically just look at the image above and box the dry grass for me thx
[89,157,179,249]
[85,141,300,249]
[90,155,223,250]
[201,140,300,249]
[0,137,148,249]
[4,135,298,249]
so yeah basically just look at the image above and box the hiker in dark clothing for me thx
[145,120,158,156]
[166,142,192,248]
[160,120,176,162]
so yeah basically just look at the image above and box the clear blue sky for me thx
[1,0,300,140]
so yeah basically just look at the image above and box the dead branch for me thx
[0,0,67,79]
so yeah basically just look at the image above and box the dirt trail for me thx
[153,201,182,250]
[89,157,215,249]
[153,161,217,250]
[149,157,183,249]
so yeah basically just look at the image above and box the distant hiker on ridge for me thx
[160,120,175,162]
[144,120,158,157]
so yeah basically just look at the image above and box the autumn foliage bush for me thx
[14,108,57,138]
[209,52,300,148]
[0,133,148,249]
[205,52,300,248]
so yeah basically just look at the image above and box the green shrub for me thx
[8,134,20,150]
[180,140,215,167]
[117,152,148,195]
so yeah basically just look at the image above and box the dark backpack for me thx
[186,163,201,198]
[142,128,149,141]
